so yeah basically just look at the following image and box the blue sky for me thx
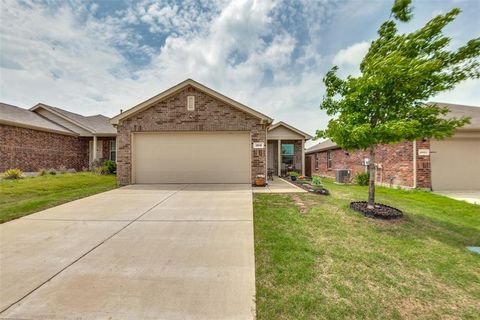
[1,0,479,146]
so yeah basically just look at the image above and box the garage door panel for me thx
[430,138,480,190]
[133,132,251,184]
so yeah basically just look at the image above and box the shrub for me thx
[311,176,324,188]
[102,160,117,174]
[58,165,67,174]
[39,169,48,176]
[48,168,57,175]
[67,168,76,173]
[3,169,24,180]
[355,172,370,186]
[287,171,300,177]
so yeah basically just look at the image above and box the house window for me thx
[110,140,116,161]
[281,143,294,165]
[315,153,320,169]
[327,150,332,169]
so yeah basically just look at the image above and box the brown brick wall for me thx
[0,124,89,172]
[415,140,431,188]
[116,85,267,185]
[307,140,432,189]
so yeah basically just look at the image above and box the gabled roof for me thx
[0,102,76,135]
[110,79,273,125]
[31,103,116,135]
[428,102,480,130]
[268,121,312,139]
[305,139,338,154]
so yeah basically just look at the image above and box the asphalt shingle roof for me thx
[0,103,74,135]
[39,104,116,134]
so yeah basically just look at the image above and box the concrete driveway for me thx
[434,190,480,205]
[0,184,255,320]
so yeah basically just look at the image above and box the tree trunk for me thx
[367,146,376,209]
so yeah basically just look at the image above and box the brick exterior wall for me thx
[307,140,432,189]
[116,85,267,185]
[415,139,431,188]
[0,124,89,172]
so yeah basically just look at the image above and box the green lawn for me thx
[254,180,480,320]
[0,173,117,223]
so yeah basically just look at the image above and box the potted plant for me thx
[287,171,300,181]
[255,174,266,186]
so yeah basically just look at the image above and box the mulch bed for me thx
[290,179,330,196]
[350,201,403,220]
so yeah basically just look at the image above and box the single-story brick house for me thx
[305,103,480,191]
[0,102,116,172]
[110,79,312,185]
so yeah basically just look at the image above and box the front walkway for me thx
[0,184,255,319]
[252,177,306,193]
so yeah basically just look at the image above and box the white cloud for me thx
[0,0,478,145]
[332,41,369,67]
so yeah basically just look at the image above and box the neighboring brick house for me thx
[0,102,116,172]
[306,103,480,191]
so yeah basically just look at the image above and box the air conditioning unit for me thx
[335,169,350,184]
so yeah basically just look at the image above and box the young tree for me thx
[318,0,479,209]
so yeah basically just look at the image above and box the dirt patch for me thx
[290,194,321,214]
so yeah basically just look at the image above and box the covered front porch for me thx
[266,122,312,177]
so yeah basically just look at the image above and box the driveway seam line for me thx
[0,184,189,315]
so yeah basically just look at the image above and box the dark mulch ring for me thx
[350,201,403,220]
[291,180,330,196]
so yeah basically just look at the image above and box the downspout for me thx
[412,140,417,188]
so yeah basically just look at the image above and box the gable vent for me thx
[187,96,195,111]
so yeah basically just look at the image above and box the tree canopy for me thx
[317,0,479,151]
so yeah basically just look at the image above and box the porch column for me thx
[301,139,305,176]
[92,135,98,162]
[277,139,281,176]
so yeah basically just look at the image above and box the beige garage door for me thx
[132,132,251,183]
[430,137,480,190]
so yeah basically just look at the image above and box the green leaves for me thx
[392,0,413,22]
[318,0,478,152]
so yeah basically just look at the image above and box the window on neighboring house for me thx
[110,140,116,161]
[281,143,294,165]
[327,150,332,169]
[315,153,320,169]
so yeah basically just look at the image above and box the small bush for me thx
[3,168,24,179]
[39,169,48,176]
[311,176,324,188]
[287,171,300,177]
[48,168,57,175]
[102,160,117,174]
[355,172,370,186]
[67,168,76,173]
[58,165,67,174]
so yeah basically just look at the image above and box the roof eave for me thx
[268,121,313,140]
[31,103,96,133]
[110,79,273,125]
[0,119,78,136]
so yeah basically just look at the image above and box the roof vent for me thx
[187,96,195,111]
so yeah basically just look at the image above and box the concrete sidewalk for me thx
[0,184,255,320]
[252,177,306,193]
